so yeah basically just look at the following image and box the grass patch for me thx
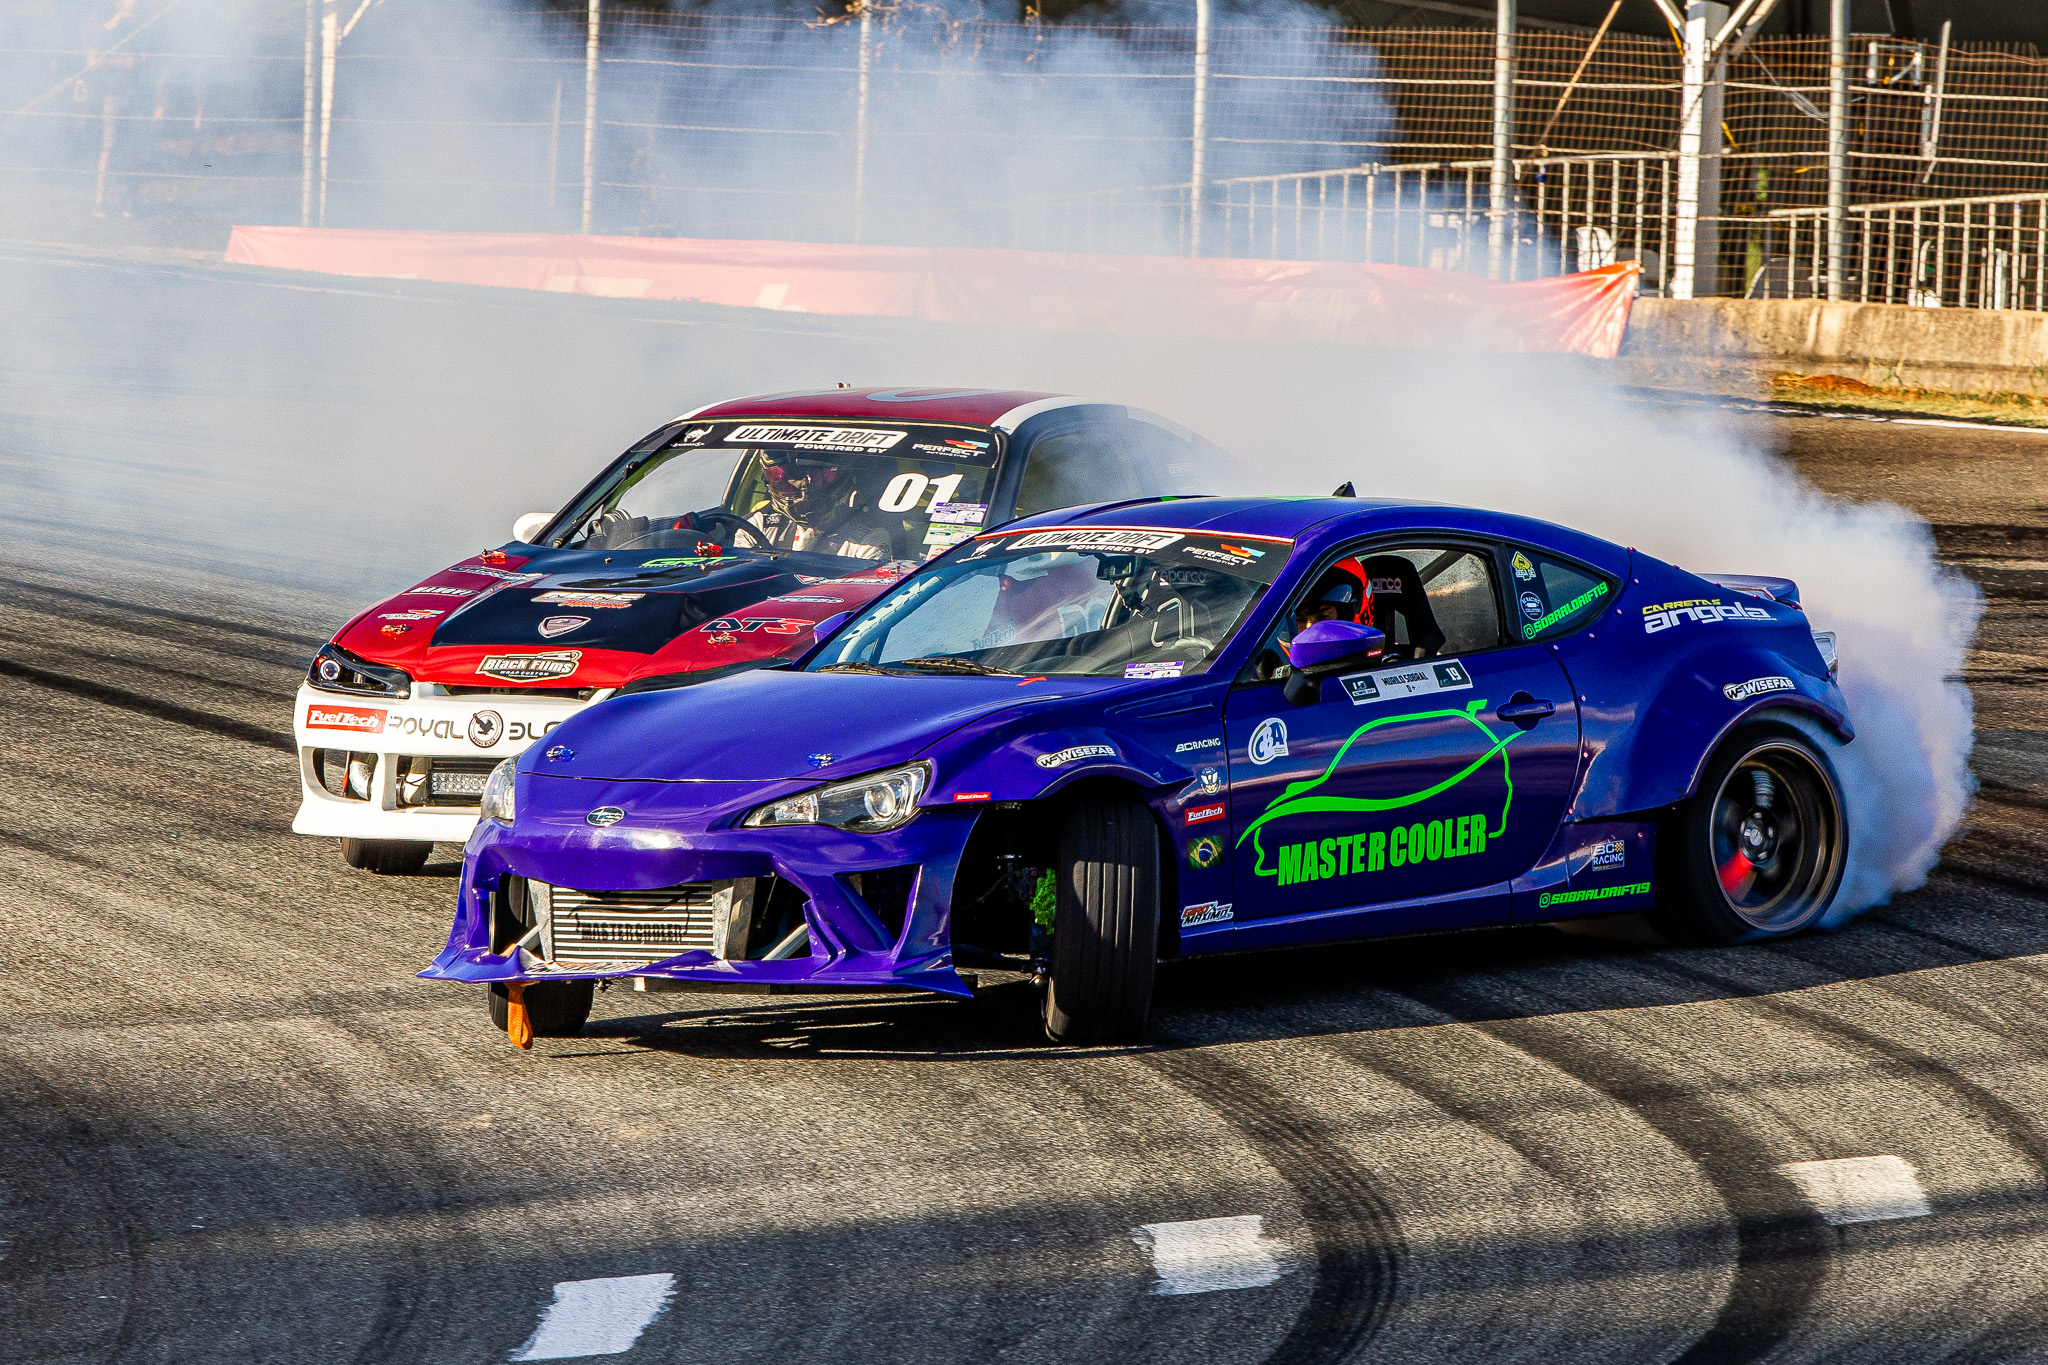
[1771,372,2048,428]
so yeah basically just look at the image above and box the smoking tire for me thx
[488,980,596,1036]
[1042,791,1160,1045]
[340,837,432,875]
[1651,721,1846,946]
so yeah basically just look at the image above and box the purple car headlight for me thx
[743,761,930,833]
[479,759,517,825]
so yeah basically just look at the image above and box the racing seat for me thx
[1359,555,1447,660]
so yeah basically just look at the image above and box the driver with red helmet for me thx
[747,457,904,560]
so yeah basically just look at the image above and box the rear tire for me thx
[1042,792,1160,1045]
[488,981,595,1037]
[340,838,432,875]
[1650,722,1845,946]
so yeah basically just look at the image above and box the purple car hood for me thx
[533,667,1107,782]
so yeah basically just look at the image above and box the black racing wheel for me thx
[1042,791,1160,1045]
[1651,722,1846,945]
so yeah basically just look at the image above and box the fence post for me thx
[1487,0,1514,280]
[1826,0,1847,300]
[1189,0,1210,256]
[300,0,315,227]
[853,0,871,244]
[581,0,599,235]
[1671,1,1728,299]
[318,0,337,227]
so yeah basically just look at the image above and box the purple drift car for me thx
[422,492,1848,1047]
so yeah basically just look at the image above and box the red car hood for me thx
[333,550,912,691]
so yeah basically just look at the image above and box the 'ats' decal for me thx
[1724,675,1795,701]
[1237,698,1522,886]
[1341,659,1472,706]
[476,651,581,682]
[1180,901,1233,928]
[699,617,810,636]
[305,704,386,734]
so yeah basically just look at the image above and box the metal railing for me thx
[1749,191,2048,309]
[1003,152,1675,285]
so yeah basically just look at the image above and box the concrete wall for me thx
[1618,297,2048,397]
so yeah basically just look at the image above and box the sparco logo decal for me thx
[305,704,387,733]
[477,651,581,682]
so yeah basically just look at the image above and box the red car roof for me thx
[685,387,1072,428]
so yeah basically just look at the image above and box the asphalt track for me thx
[7,246,2048,1363]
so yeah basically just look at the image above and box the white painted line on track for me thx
[1778,1155,1934,1225]
[510,1273,676,1360]
[1133,1215,1287,1295]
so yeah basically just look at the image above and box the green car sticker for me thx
[1235,697,1524,882]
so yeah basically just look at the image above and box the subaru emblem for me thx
[586,806,625,827]
[808,752,836,768]
[545,745,574,762]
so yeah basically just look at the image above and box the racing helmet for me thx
[1294,566,1369,630]
[762,457,847,525]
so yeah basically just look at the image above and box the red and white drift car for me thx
[293,387,1223,872]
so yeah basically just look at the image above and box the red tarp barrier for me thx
[225,226,1641,359]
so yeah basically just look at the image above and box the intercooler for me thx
[528,880,730,964]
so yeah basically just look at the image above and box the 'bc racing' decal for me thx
[1236,698,1521,885]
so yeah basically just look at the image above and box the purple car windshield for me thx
[808,526,1290,679]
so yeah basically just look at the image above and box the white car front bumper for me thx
[291,683,595,844]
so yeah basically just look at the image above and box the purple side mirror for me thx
[1287,619,1387,672]
[812,611,851,641]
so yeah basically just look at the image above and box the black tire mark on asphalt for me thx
[0,574,328,649]
[1139,1045,1404,1365]
[0,656,294,753]
[1386,982,1832,1365]
[0,632,298,702]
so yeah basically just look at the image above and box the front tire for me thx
[1042,792,1160,1045]
[1651,722,1846,945]
[488,980,595,1037]
[340,838,432,875]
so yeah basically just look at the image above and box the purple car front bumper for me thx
[419,772,983,999]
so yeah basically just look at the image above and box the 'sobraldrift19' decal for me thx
[1642,598,1773,633]
[1237,698,1521,885]
[1724,675,1795,701]
[1522,580,1610,640]
[1539,882,1651,909]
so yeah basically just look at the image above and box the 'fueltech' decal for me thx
[1236,698,1522,883]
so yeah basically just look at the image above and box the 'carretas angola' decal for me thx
[1237,698,1522,886]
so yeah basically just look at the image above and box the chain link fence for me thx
[7,2,2048,305]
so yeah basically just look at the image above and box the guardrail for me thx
[1752,191,2048,309]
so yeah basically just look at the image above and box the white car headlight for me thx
[743,762,929,833]
[479,759,518,825]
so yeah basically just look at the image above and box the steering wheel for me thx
[690,511,770,549]
[1173,636,1218,660]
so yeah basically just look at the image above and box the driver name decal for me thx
[1341,659,1473,706]
[726,424,906,452]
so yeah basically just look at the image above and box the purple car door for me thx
[1222,542,1588,945]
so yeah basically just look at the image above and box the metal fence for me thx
[8,3,2048,305]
